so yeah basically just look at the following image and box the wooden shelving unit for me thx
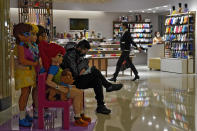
[18,0,53,40]
[162,11,196,73]
[113,21,153,49]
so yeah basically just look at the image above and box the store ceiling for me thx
[10,0,190,13]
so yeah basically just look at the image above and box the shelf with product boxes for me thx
[113,21,153,49]
[87,42,136,77]
[161,11,196,74]
[18,0,53,40]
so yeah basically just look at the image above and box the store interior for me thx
[0,0,197,131]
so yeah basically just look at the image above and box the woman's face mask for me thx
[157,33,160,37]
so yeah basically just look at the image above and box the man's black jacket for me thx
[120,31,138,51]
[60,48,89,80]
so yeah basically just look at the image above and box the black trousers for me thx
[75,67,112,106]
[113,51,138,78]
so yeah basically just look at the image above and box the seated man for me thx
[61,40,123,114]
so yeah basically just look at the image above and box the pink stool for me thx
[38,73,72,129]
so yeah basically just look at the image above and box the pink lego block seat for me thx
[38,73,72,129]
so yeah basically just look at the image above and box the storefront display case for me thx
[162,11,196,74]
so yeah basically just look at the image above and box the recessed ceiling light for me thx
[129,10,133,12]
[142,10,145,13]
[148,9,152,11]
[163,5,168,8]
[153,11,156,13]
[155,7,159,9]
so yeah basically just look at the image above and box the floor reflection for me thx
[84,66,196,131]
[0,66,195,131]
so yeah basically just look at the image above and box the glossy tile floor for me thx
[0,65,196,131]
[84,66,196,131]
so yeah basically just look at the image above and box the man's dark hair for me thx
[37,25,47,38]
[122,23,128,28]
[76,40,91,49]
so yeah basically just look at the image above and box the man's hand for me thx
[138,47,142,52]
[80,69,86,75]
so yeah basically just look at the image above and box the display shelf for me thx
[134,42,152,43]
[132,37,152,38]
[166,12,195,17]
[130,32,151,33]
[87,42,135,76]
[165,41,193,42]
[165,24,194,26]
[113,21,151,24]
[88,50,121,55]
[165,32,193,34]
[163,11,196,73]
[130,27,150,29]
[113,21,153,49]
[18,0,53,40]
[90,44,120,48]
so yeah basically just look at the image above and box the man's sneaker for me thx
[106,84,123,92]
[25,114,33,122]
[108,77,117,82]
[96,105,111,114]
[74,117,89,127]
[19,118,32,127]
[132,75,140,81]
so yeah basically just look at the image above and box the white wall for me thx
[53,10,159,39]
[10,8,159,39]
[53,10,126,39]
